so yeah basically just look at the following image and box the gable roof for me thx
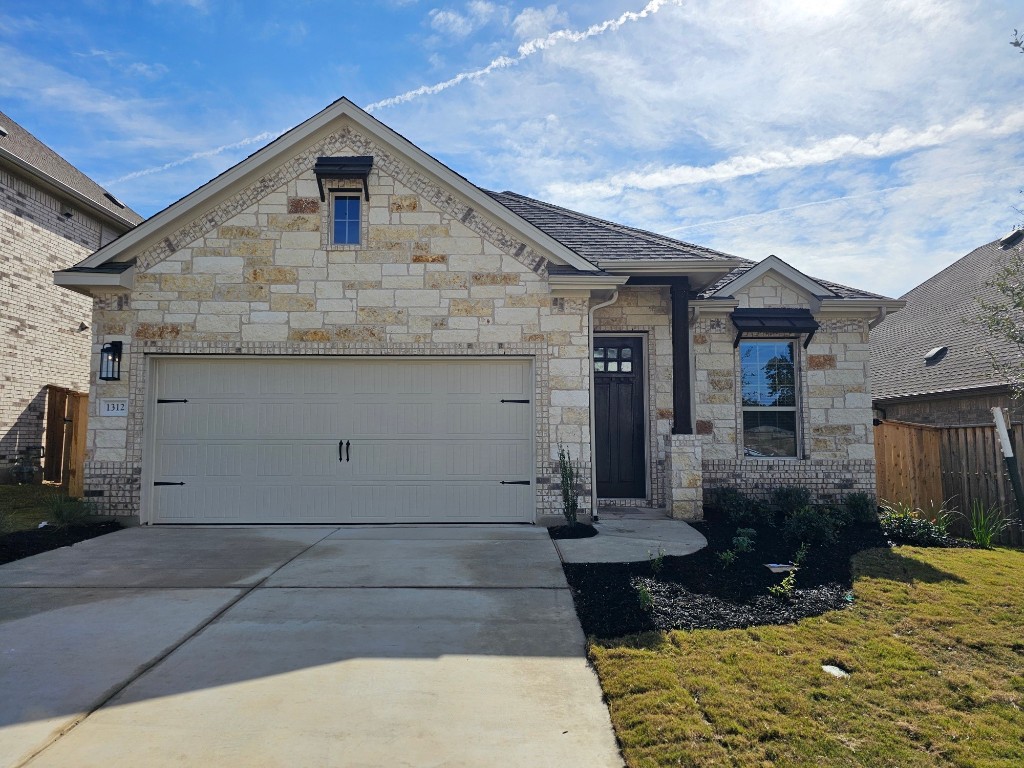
[0,109,142,229]
[871,236,1023,402]
[485,190,743,265]
[70,98,597,273]
[700,262,895,301]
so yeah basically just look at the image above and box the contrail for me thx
[104,1,676,185]
[104,130,285,185]
[365,0,677,112]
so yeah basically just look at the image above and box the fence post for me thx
[992,407,1024,527]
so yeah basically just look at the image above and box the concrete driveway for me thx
[0,525,622,767]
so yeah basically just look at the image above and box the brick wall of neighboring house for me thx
[84,122,594,519]
[877,390,1022,426]
[695,272,877,501]
[0,167,113,481]
[593,286,673,509]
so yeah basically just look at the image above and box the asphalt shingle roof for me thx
[698,265,892,300]
[485,190,742,263]
[0,110,143,226]
[870,236,1023,401]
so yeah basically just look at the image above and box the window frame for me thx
[330,190,362,247]
[738,339,801,459]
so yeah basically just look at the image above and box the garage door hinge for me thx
[157,399,189,403]
[500,399,530,404]
[499,480,530,485]
[154,481,186,486]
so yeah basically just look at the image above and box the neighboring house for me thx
[0,110,142,481]
[871,232,1024,425]
[54,99,901,525]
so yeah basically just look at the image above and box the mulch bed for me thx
[548,523,599,539]
[0,522,123,565]
[560,510,892,638]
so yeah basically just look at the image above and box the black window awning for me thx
[314,156,373,202]
[730,308,820,349]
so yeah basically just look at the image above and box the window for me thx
[332,194,361,245]
[740,340,798,457]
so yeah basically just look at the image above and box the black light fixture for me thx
[99,341,122,381]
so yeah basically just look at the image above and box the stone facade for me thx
[85,120,594,521]
[694,272,877,502]
[0,167,119,480]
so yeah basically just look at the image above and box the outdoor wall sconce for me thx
[99,341,123,381]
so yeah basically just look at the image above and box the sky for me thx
[2,0,1023,298]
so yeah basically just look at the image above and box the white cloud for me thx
[428,1,500,38]
[512,5,568,40]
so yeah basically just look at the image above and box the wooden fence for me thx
[875,419,1024,546]
[42,386,89,498]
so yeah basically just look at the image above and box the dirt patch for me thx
[0,522,123,565]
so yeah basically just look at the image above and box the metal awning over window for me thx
[314,156,373,201]
[730,308,820,349]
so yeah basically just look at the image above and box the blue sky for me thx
[2,0,1023,298]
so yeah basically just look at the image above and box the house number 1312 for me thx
[100,398,129,415]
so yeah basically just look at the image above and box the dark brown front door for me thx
[594,336,645,498]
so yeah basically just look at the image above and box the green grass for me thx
[589,546,1024,767]
[0,484,67,533]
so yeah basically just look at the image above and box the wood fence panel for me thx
[66,392,88,499]
[42,386,68,483]
[876,419,1023,547]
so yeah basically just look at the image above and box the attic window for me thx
[730,308,820,349]
[103,191,126,209]
[924,346,948,366]
[313,156,372,202]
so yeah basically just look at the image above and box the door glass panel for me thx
[595,361,605,371]
[608,348,618,359]
[594,348,605,359]
[621,361,632,372]
[622,347,632,359]
[608,361,619,372]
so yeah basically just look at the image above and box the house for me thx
[1,110,142,482]
[871,233,1023,425]
[54,98,901,525]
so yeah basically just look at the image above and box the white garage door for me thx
[149,357,534,524]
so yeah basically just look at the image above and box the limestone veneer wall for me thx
[0,168,111,479]
[84,122,593,520]
[695,272,877,499]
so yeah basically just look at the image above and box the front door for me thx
[594,336,645,498]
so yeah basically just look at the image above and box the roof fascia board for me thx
[78,98,598,272]
[53,267,134,295]
[0,148,137,231]
[819,298,906,312]
[547,273,629,290]
[690,298,739,312]
[710,255,835,299]
[598,259,747,274]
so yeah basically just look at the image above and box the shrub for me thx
[42,495,92,529]
[768,570,797,600]
[842,492,879,526]
[782,504,840,548]
[707,487,751,522]
[768,486,813,517]
[969,500,1009,548]
[732,528,757,553]
[717,549,738,568]
[879,500,965,547]
[557,444,581,526]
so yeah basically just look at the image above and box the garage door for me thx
[149,357,534,524]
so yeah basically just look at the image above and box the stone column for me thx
[668,433,703,520]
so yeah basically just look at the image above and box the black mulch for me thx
[548,523,599,539]
[0,522,123,565]
[560,511,892,638]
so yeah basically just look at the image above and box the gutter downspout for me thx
[588,290,620,522]
[868,307,887,330]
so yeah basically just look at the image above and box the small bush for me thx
[635,582,654,612]
[557,444,581,527]
[782,504,840,548]
[768,486,813,517]
[969,500,1009,548]
[842,492,879,526]
[717,549,738,568]
[42,495,92,529]
[707,487,752,523]
[732,528,757,553]
[879,500,965,547]
[768,570,797,600]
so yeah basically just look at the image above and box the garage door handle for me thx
[345,440,350,462]
[500,480,530,485]
[500,399,530,404]
[339,440,344,462]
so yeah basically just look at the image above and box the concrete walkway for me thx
[0,526,622,768]
[554,517,708,563]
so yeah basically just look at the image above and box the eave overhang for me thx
[548,272,630,291]
[0,147,138,231]
[53,266,135,295]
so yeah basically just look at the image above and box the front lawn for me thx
[590,545,1024,767]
